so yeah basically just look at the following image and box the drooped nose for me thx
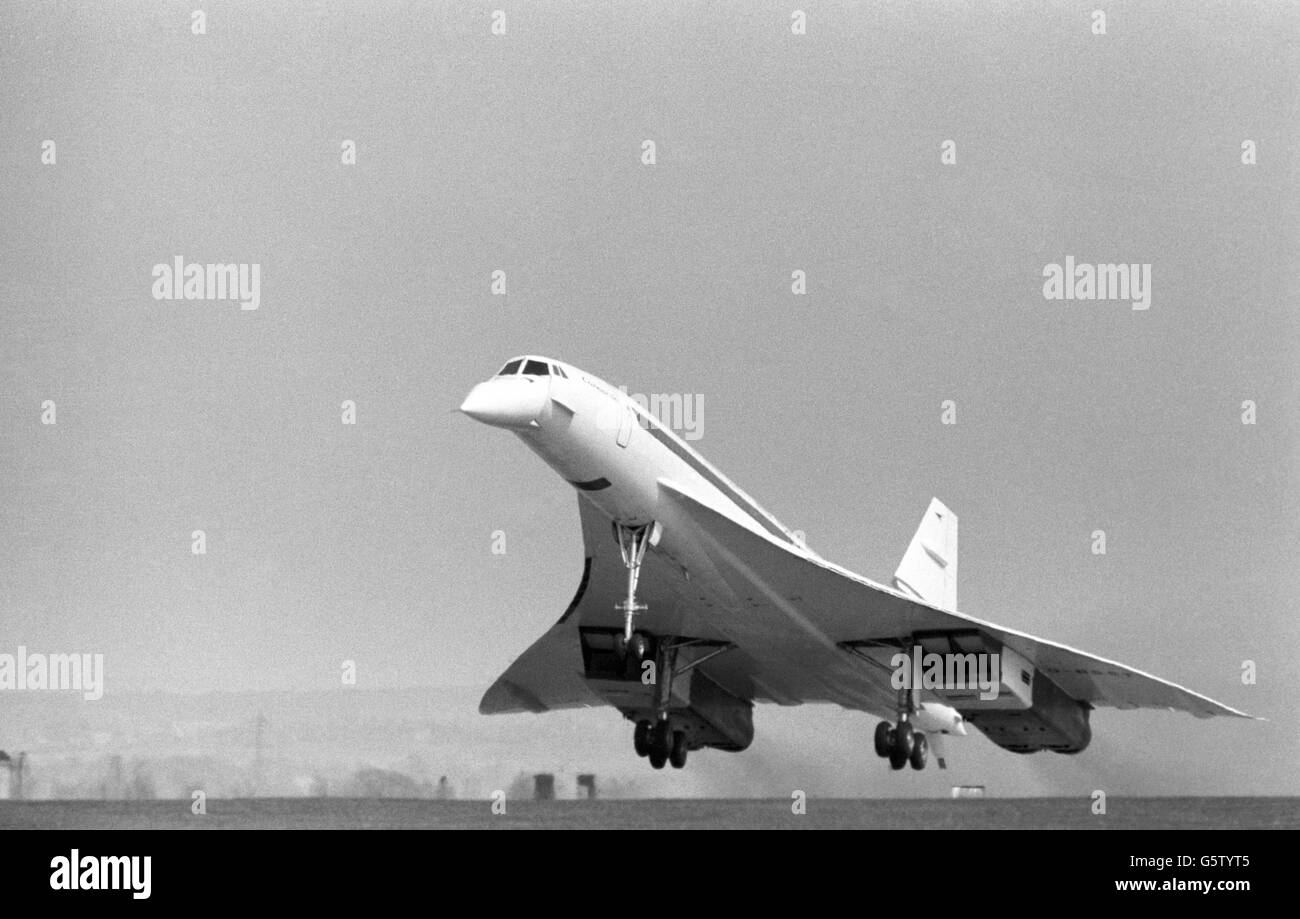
[459,377,548,428]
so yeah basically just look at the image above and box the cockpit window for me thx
[552,364,567,379]
[498,359,522,376]
[522,359,549,376]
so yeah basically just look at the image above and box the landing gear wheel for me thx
[633,720,651,758]
[889,721,914,770]
[647,721,673,770]
[893,720,915,758]
[615,631,653,664]
[669,731,688,769]
[873,721,892,758]
[909,732,928,771]
[621,631,653,679]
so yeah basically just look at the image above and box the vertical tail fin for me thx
[892,497,958,610]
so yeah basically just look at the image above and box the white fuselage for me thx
[461,356,810,602]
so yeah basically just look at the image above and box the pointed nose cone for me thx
[459,378,548,428]
[458,384,502,424]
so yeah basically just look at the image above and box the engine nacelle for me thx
[910,629,1091,754]
[963,670,1092,754]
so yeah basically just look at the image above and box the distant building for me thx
[951,785,986,799]
[576,774,597,800]
[0,751,26,801]
[533,773,555,801]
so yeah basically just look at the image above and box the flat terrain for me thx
[1,797,1295,830]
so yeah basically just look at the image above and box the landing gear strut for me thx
[645,637,683,769]
[612,522,653,660]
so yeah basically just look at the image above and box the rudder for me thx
[892,497,958,610]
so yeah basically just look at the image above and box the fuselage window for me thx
[498,359,523,376]
[523,359,549,376]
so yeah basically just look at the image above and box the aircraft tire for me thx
[669,731,688,769]
[874,721,892,757]
[649,721,673,757]
[894,720,915,759]
[909,732,928,770]
[633,720,651,757]
[629,632,651,664]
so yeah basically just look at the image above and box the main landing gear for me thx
[634,718,688,770]
[842,640,933,772]
[631,671,686,769]
[627,636,731,770]
[873,685,929,771]
[631,634,687,770]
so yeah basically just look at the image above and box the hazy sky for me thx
[2,1,1297,796]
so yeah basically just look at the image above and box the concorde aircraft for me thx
[460,356,1252,771]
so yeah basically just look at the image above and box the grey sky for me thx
[1,1,1297,796]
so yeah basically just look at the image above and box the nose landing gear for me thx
[612,522,653,660]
